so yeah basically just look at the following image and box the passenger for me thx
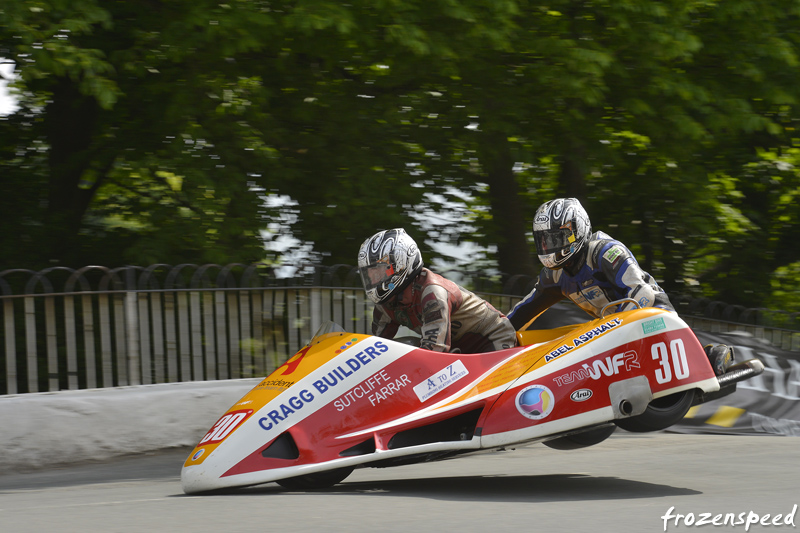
[507,197,734,375]
[358,228,517,354]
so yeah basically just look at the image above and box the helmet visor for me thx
[535,227,576,256]
[358,261,395,292]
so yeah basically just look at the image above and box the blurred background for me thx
[3,0,800,309]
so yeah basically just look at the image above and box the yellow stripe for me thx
[683,406,701,419]
[705,406,746,428]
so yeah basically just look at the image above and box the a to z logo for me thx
[413,360,469,402]
[199,409,254,445]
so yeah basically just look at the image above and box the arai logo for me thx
[570,389,593,402]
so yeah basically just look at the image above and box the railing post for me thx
[310,288,322,335]
[125,267,141,385]
[3,299,16,394]
[23,295,38,392]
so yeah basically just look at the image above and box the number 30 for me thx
[652,340,690,384]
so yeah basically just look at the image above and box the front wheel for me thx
[276,466,354,491]
[614,389,695,433]
[542,424,617,450]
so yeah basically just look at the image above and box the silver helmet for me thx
[357,228,423,304]
[532,198,591,269]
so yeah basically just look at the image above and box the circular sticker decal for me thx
[570,389,593,402]
[516,384,555,420]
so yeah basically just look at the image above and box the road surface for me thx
[1,432,797,533]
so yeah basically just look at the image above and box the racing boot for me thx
[704,344,735,376]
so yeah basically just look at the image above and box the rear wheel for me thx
[615,389,695,433]
[276,466,354,491]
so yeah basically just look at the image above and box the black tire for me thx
[615,389,695,433]
[276,466,354,491]
[543,424,617,450]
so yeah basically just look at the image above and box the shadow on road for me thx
[223,473,700,502]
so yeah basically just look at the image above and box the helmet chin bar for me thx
[539,244,576,269]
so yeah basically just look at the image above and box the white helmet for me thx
[358,228,423,304]
[532,198,592,269]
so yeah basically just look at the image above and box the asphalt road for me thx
[1,432,797,533]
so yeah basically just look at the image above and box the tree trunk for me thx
[559,142,587,201]
[43,79,102,265]
[479,131,538,280]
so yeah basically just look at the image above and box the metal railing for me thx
[671,295,800,353]
[0,264,520,395]
[1,264,796,395]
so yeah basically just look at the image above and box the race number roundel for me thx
[516,385,555,420]
[199,409,254,445]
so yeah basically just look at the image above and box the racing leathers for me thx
[507,231,675,330]
[371,268,518,353]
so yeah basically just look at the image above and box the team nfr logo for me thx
[200,409,254,445]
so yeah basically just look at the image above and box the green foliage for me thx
[2,0,800,312]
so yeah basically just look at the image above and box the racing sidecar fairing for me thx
[181,305,763,494]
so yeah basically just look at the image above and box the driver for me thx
[358,228,517,353]
[507,198,734,375]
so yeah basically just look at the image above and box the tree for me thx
[2,0,800,312]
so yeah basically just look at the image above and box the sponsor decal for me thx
[422,292,438,305]
[516,385,555,420]
[535,214,549,224]
[545,343,574,362]
[582,287,603,301]
[603,245,624,264]
[570,389,593,402]
[259,339,391,431]
[191,448,205,461]
[255,378,294,391]
[422,327,439,347]
[413,360,469,402]
[572,318,622,347]
[258,389,315,431]
[368,374,411,406]
[553,350,640,386]
[311,340,390,394]
[424,309,443,322]
[200,409,254,445]
[642,317,667,334]
[333,369,411,411]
